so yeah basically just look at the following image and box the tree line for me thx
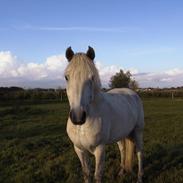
[0,87,67,102]
[1,69,183,101]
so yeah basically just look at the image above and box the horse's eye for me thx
[65,75,69,81]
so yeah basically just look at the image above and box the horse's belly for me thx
[107,114,136,143]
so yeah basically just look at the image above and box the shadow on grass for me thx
[143,143,183,182]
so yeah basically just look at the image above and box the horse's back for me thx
[107,88,141,103]
[107,88,136,95]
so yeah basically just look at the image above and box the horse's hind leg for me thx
[117,140,125,176]
[74,145,91,183]
[133,129,144,183]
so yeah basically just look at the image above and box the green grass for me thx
[0,98,183,183]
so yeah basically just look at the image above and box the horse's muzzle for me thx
[69,108,86,125]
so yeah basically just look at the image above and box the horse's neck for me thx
[94,90,103,103]
[89,91,104,111]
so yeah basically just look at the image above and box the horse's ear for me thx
[86,46,95,61]
[65,47,74,62]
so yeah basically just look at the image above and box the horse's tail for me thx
[124,138,135,172]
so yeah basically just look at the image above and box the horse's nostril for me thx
[69,109,75,122]
[81,111,86,123]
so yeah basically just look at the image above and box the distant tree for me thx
[109,69,139,90]
[129,79,139,90]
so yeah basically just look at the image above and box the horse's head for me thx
[65,46,101,125]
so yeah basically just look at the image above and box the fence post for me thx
[171,92,174,100]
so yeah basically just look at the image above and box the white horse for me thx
[65,46,144,183]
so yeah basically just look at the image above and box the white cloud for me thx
[165,68,183,76]
[0,51,183,88]
[16,25,142,33]
[0,51,67,88]
[0,51,19,78]
[96,62,123,86]
[134,68,183,88]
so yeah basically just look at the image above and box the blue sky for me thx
[0,0,183,88]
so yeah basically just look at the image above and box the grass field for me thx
[0,98,183,183]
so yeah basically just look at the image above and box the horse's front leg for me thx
[74,145,91,183]
[94,145,105,183]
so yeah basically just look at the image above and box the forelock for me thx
[65,54,101,89]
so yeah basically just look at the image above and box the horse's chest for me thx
[67,118,103,152]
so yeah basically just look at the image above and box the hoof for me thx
[95,180,102,183]
[118,168,125,177]
[137,178,143,183]
[137,171,143,183]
